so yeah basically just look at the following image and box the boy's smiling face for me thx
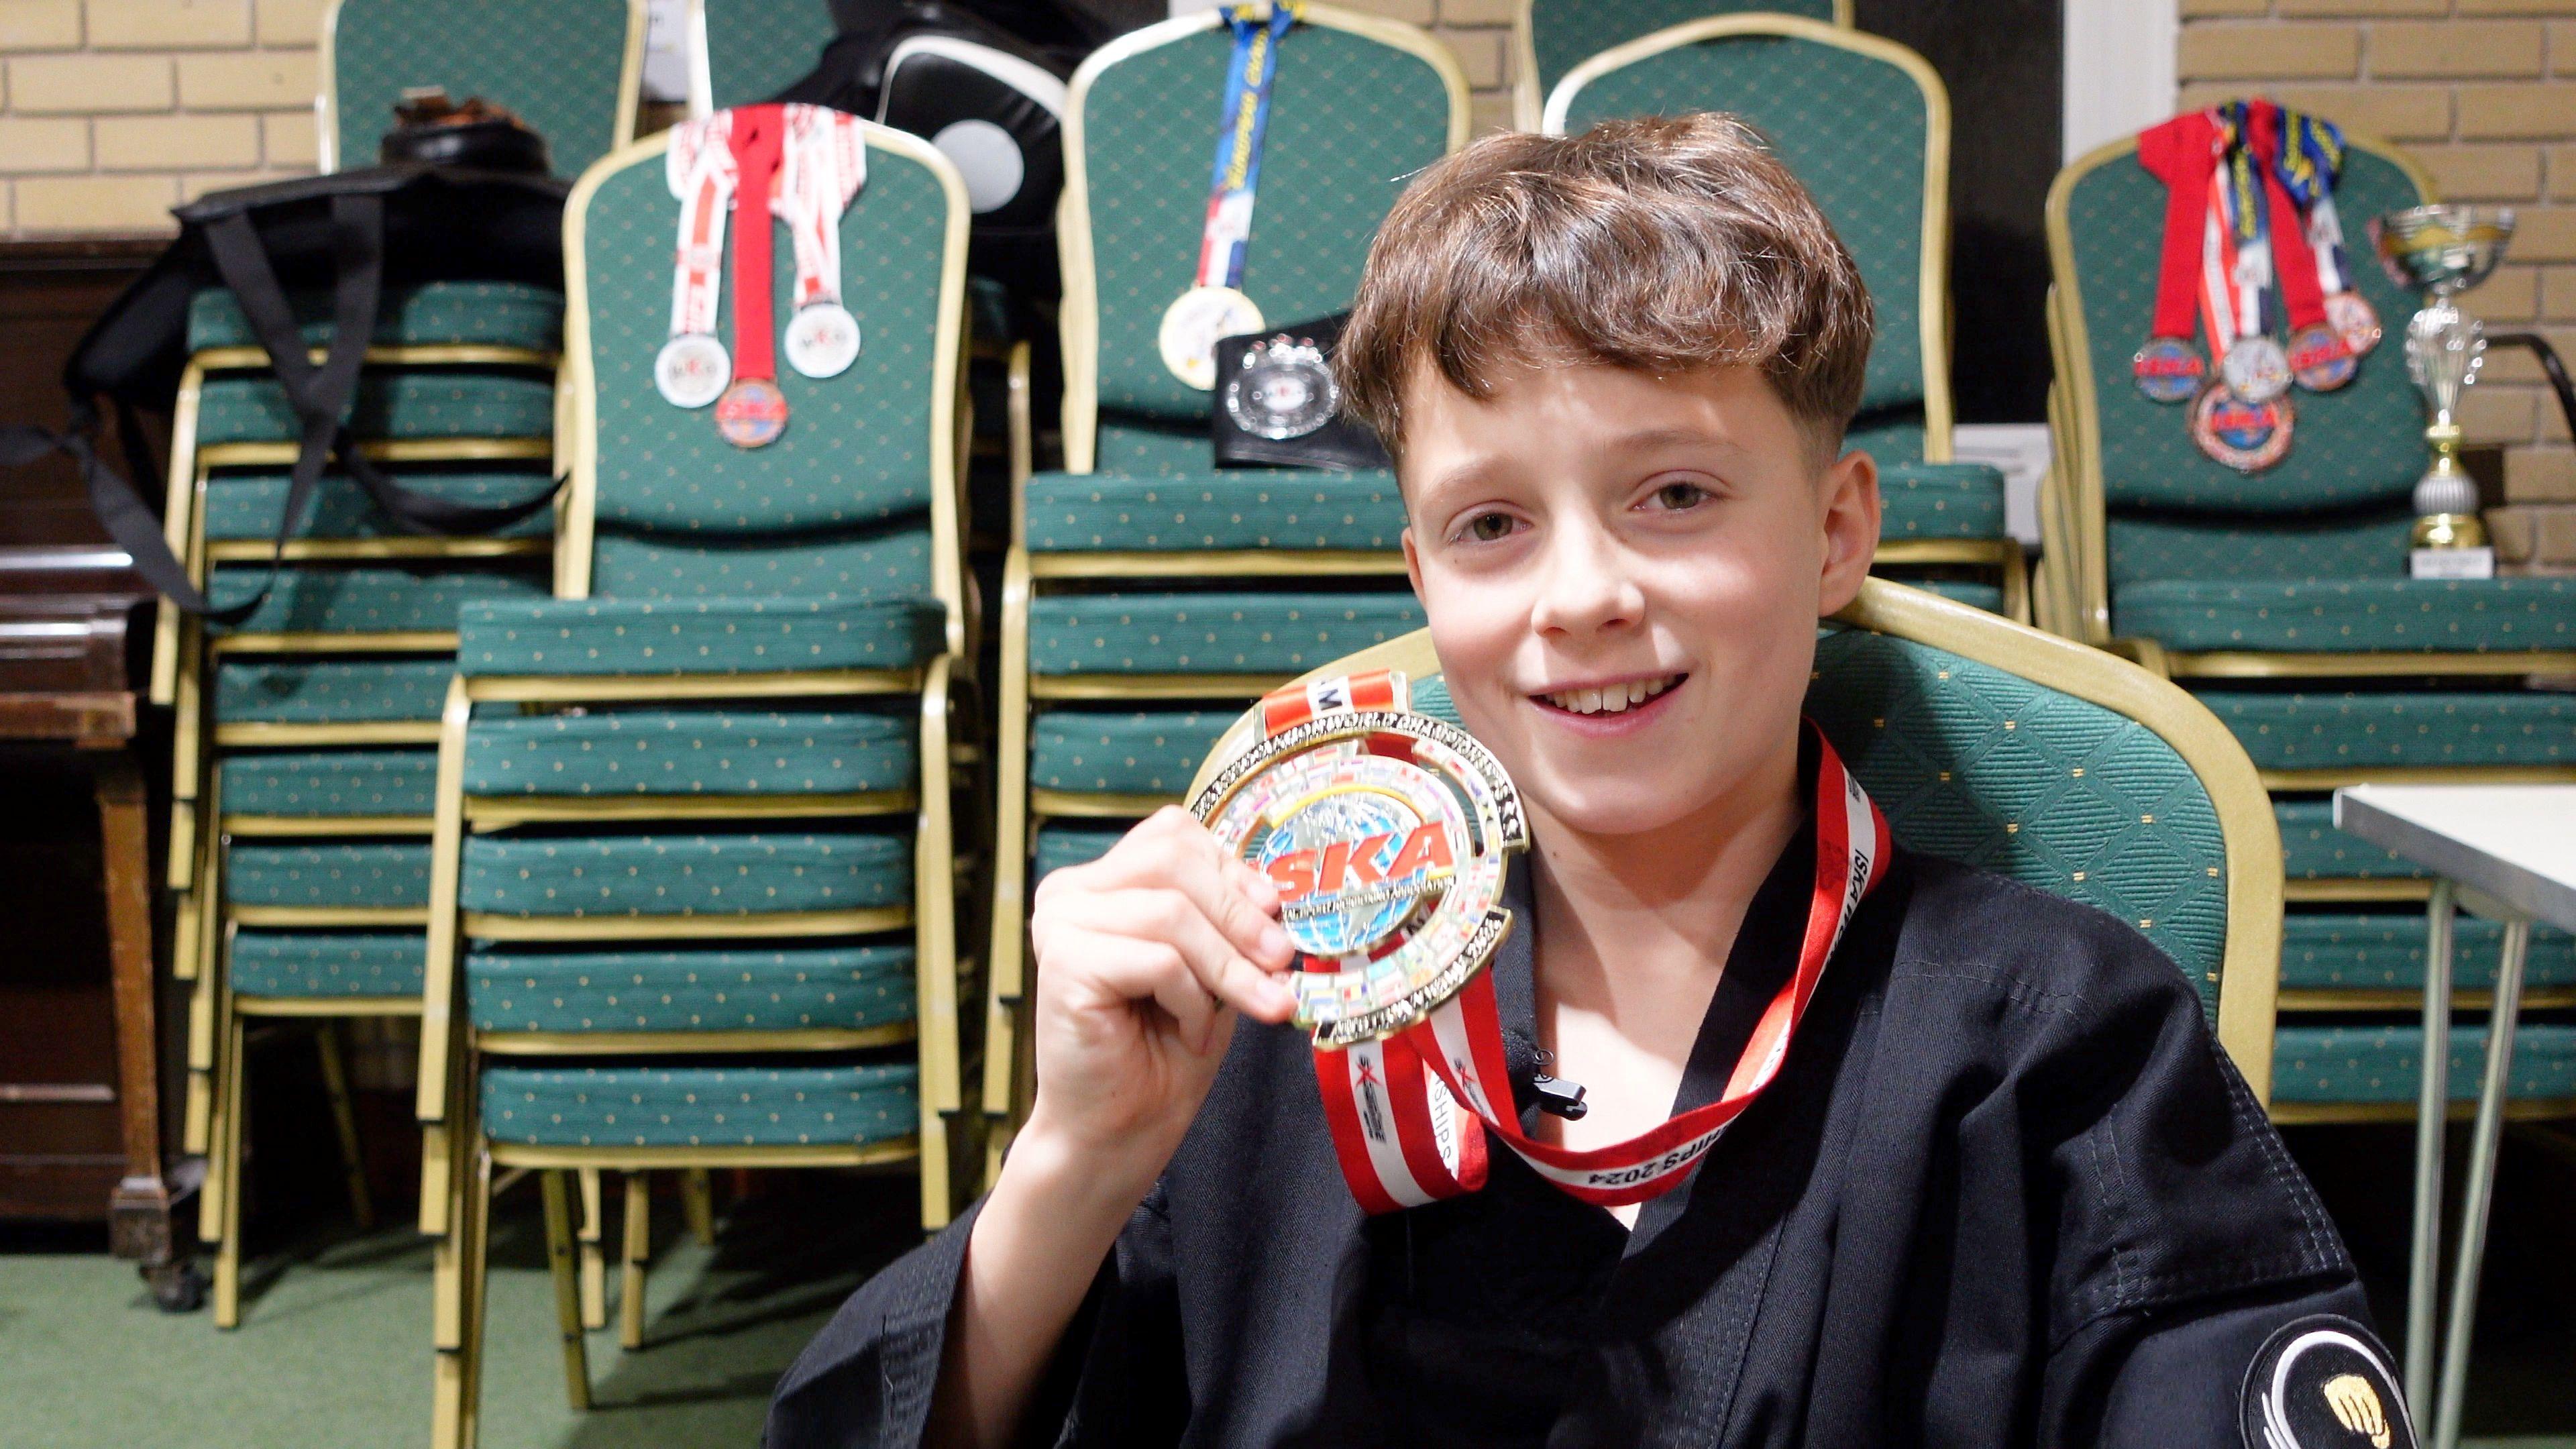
[1401,361,1880,842]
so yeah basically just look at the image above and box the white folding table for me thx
[2330,784,2576,1449]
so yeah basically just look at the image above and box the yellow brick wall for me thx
[2179,0,2576,519]
[1,0,323,235]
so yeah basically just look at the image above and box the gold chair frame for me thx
[315,0,649,175]
[1508,0,1855,131]
[979,3,1469,1182]
[414,123,974,1449]
[1542,14,2027,623]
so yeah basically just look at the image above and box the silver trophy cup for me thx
[2371,205,2516,550]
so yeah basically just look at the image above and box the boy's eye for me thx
[1458,511,1521,543]
[1648,481,1709,511]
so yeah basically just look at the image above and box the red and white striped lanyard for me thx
[1252,670,1892,1212]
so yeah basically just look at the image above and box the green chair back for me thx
[563,117,969,612]
[1516,0,1845,130]
[690,0,837,114]
[1195,581,2286,1099]
[323,0,641,177]
[1547,17,1948,451]
[2051,129,2430,525]
[1062,6,1465,469]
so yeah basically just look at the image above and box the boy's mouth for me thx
[1532,673,1687,718]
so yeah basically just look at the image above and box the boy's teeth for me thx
[1544,675,1678,714]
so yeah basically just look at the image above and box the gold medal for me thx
[1191,698,1525,1047]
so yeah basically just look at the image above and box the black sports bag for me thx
[1,98,567,622]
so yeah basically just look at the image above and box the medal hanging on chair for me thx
[2276,105,2382,362]
[1160,3,1298,391]
[714,107,791,449]
[2130,110,2223,404]
[780,105,867,381]
[2245,100,2356,394]
[2214,136,2292,407]
[2192,158,2294,472]
[657,113,737,410]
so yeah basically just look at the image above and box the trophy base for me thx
[2410,513,2496,579]
[2410,511,2487,549]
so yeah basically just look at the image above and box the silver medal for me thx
[784,302,861,380]
[655,333,732,410]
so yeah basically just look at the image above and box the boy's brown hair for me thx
[1336,112,1874,464]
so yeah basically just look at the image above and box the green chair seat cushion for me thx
[215,657,458,723]
[2107,511,2415,588]
[480,1060,917,1148]
[2279,912,2576,992]
[229,930,426,998]
[187,282,564,354]
[1029,591,1424,676]
[467,941,914,1033]
[2115,577,2576,653]
[456,596,941,677]
[219,749,437,817]
[209,563,549,635]
[460,830,911,918]
[2271,1024,2576,1104]
[225,841,432,909]
[1022,470,1404,552]
[588,527,935,604]
[1033,821,1132,881]
[1875,460,2007,540]
[195,372,556,447]
[2277,799,2420,881]
[1030,710,1230,797]
[203,470,555,541]
[463,710,917,797]
[2195,688,2576,771]
[1878,575,2004,615]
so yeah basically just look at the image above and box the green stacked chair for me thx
[148,279,565,1330]
[979,3,1467,1180]
[1544,15,2026,621]
[1191,578,2290,1103]
[687,0,839,114]
[2042,119,2576,1132]
[319,0,645,176]
[1511,0,1846,131]
[413,116,974,1448]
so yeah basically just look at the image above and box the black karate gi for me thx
[770,826,2367,1448]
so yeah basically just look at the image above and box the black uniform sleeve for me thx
[2045,1279,2379,1446]
[764,1188,1187,1449]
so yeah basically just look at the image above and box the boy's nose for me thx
[1529,524,1644,637]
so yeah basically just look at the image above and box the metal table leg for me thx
[2431,914,2532,1449]
[2406,880,2456,1417]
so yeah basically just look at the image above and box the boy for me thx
[770,115,2379,1448]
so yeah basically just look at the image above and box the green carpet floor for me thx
[0,1174,916,1449]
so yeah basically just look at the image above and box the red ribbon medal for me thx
[715,107,790,449]
[1195,669,1892,1212]
[2133,111,2225,404]
[2247,100,2355,393]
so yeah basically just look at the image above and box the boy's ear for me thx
[1401,525,1423,600]
[1816,447,1881,617]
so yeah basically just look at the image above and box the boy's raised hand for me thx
[1021,807,1299,1181]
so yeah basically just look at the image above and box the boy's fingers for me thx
[1081,936,1218,1053]
[1054,890,1295,1023]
